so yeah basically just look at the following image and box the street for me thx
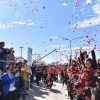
[20,82,70,100]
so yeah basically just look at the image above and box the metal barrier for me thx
[0,60,15,63]
[0,60,16,72]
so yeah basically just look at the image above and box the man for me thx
[7,50,15,65]
[35,67,41,85]
[0,42,13,72]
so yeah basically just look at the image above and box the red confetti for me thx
[86,35,89,38]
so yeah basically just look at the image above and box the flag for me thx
[27,47,32,67]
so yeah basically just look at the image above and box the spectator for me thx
[20,64,28,96]
[0,42,13,72]
[1,67,17,100]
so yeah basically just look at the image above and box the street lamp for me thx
[19,47,24,62]
[58,36,83,62]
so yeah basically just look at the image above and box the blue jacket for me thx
[1,73,17,97]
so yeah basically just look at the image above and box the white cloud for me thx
[49,44,66,48]
[93,3,100,14]
[0,23,14,29]
[51,36,59,39]
[59,46,93,51]
[7,24,14,28]
[76,16,100,28]
[62,2,68,6]
[10,21,26,25]
[74,0,100,28]
[86,0,92,4]
[0,20,34,29]
[27,22,34,26]
[0,24,6,29]
[72,46,93,50]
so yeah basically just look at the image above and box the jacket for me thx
[1,73,17,97]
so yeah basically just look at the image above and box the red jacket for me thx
[81,68,96,87]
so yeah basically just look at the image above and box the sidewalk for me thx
[20,82,70,100]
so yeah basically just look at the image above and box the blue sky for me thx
[0,0,100,63]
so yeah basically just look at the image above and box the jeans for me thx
[22,80,28,95]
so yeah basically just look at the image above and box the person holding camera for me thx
[0,42,13,72]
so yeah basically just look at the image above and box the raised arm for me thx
[80,50,86,68]
[91,49,97,70]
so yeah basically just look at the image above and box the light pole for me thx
[58,36,83,62]
[19,47,24,62]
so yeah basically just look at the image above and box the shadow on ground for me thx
[50,88,62,94]
[20,82,62,100]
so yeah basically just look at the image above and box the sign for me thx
[27,47,32,67]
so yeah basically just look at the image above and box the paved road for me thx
[20,82,70,100]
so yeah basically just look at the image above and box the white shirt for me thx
[8,74,16,92]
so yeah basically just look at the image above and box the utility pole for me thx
[19,47,24,62]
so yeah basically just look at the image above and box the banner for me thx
[27,47,32,67]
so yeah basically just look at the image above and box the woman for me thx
[81,52,98,100]
[1,67,17,100]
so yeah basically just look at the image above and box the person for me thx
[67,79,74,100]
[81,50,98,100]
[96,63,100,99]
[62,68,69,86]
[20,64,28,96]
[30,64,36,85]
[54,68,58,81]
[1,67,17,100]
[75,82,86,100]
[0,42,13,72]
[13,64,21,100]
[7,50,15,65]
[61,69,64,82]
[43,67,48,83]
[46,74,53,89]
[35,67,41,85]
[0,70,3,100]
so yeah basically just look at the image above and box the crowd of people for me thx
[60,49,100,100]
[0,41,100,100]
